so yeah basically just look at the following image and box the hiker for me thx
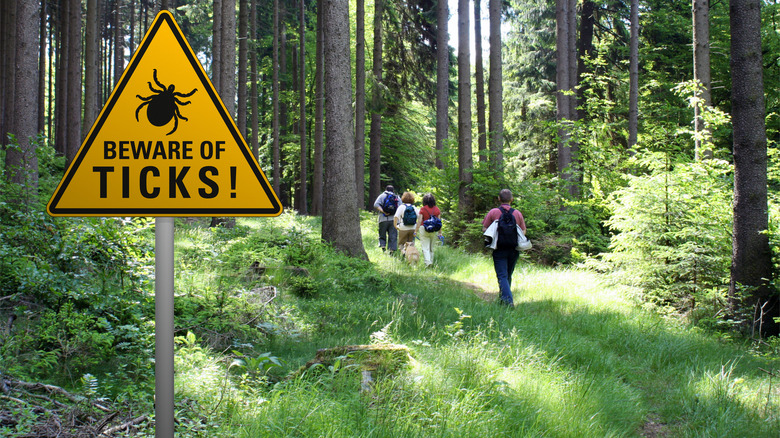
[394,192,419,250]
[414,193,442,267]
[482,189,527,307]
[374,185,401,254]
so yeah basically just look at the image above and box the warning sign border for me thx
[47,11,282,217]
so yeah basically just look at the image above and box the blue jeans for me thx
[493,249,520,305]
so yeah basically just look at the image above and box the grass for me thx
[163,212,780,437]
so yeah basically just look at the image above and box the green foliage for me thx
[0,144,155,388]
[602,157,733,317]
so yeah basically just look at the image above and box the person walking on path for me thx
[414,193,442,267]
[394,192,419,250]
[482,189,527,307]
[373,185,401,254]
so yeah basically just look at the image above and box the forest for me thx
[2,0,780,436]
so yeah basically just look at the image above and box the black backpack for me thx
[496,207,518,250]
[402,204,417,225]
[382,192,398,216]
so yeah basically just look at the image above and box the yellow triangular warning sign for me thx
[47,11,281,217]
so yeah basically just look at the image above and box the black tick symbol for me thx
[135,69,197,135]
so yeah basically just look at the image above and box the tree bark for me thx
[221,0,236,117]
[298,0,308,215]
[84,0,100,131]
[555,0,571,186]
[435,0,449,169]
[6,0,39,200]
[2,0,17,150]
[114,0,124,84]
[66,0,82,159]
[474,0,487,161]
[212,0,222,92]
[355,0,367,209]
[488,0,503,168]
[322,0,368,260]
[55,0,66,155]
[250,0,259,158]
[628,0,639,150]
[368,0,384,206]
[458,0,474,218]
[693,0,713,160]
[312,0,325,215]
[37,0,46,134]
[728,0,778,336]
[272,0,281,197]
[577,0,594,122]
[238,0,249,138]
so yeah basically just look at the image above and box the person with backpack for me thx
[414,193,443,267]
[481,189,527,307]
[374,185,401,254]
[393,192,419,250]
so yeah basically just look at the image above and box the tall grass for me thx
[166,212,779,437]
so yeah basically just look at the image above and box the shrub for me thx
[602,157,733,314]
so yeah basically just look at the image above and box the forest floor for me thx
[4,213,780,437]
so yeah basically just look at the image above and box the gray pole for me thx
[155,217,175,437]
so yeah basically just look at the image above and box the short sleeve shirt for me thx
[394,204,420,231]
[374,191,400,222]
[482,204,526,231]
[418,205,441,222]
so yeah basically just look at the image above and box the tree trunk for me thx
[272,0,281,198]
[322,0,368,260]
[37,0,46,134]
[355,0,367,209]
[312,0,325,216]
[298,0,308,215]
[474,0,487,161]
[435,0,449,169]
[66,0,82,159]
[555,0,571,187]
[84,0,100,131]
[577,0,594,122]
[628,0,639,150]
[55,0,66,155]
[368,0,384,205]
[114,0,124,84]
[2,0,17,150]
[488,0,503,168]
[221,0,236,117]
[693,0,713,160]
[6,0,39,200]
[129,0,136,54]
[458,0,474,218]
[238,0,249,138]
[250,0,259,158]
[728,0,778,336]
[212,0,222,92]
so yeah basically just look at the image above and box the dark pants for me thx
[378,220,398,252]
[493,248,520,305]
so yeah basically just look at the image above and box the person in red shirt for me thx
[414,193,442,267]
[481,189,526,306]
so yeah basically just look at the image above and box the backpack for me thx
[382,192,398,216]
[402,204,417,225]
[423,215,442,232]
[496,207,518,250]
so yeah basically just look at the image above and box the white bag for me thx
[516,225,532,251]
[483,220,499,250]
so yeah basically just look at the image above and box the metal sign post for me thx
[155,217,174,437]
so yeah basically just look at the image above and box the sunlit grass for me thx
[167,213,780,437]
